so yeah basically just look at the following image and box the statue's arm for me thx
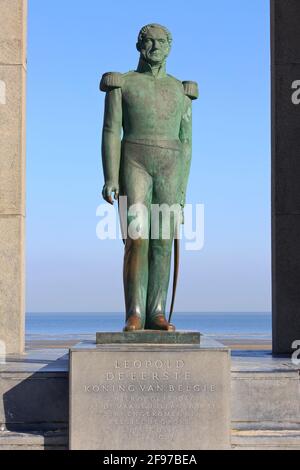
[179,95,193,212]
[179,81,198,217]
[100,73,123,204]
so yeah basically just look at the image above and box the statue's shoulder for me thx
[166,74,198,100]
[166,73,183,88]
[100,70,140,93]
[121,70,139,84]
[99,72,124,92]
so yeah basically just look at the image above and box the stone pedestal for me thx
[0,0,27,354]
[69,335,231,450]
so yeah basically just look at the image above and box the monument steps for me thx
[0,429,68,450]
[0,428,299,450]
[231,429,300,450]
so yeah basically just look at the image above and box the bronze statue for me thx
[100,24,198,332]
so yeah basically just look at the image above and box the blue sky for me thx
[26,0,271,313]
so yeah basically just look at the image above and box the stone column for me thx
[0,0,27,354]
[271,0,300,354]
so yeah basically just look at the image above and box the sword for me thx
[168,221,180,324]
[117,196,126,245]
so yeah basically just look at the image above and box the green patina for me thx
[100,24,198,331]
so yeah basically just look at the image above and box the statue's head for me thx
[136,23,172,66]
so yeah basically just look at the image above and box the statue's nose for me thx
[152,40,160,50]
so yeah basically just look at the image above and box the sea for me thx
[25,312,272,342]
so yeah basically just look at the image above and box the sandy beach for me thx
[25,337,272,351]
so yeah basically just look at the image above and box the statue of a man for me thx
[100,23,198,332]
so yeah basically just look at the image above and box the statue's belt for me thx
[122,138,182,151]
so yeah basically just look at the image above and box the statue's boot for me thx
[123,314,143,332]
[146,314,175,331]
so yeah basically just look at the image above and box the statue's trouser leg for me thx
[120,142,153,328]
[123,237,149,327]
[146,147,182,323]
[146,236,174,322]
[120,141,182,328]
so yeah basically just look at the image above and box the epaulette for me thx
[182,81,199,100]
[100,72,124,92]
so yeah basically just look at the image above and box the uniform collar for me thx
[136,57,167,78]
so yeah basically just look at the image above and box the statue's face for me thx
[140,27,170,66]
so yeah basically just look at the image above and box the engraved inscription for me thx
[82,357,218,434]
[70,347,230,450]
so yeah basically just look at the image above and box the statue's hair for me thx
[136,23,172,50]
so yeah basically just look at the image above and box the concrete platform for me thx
[231,350,300,431]
[0,349,68,432]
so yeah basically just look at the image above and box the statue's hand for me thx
[102,183,119,205]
